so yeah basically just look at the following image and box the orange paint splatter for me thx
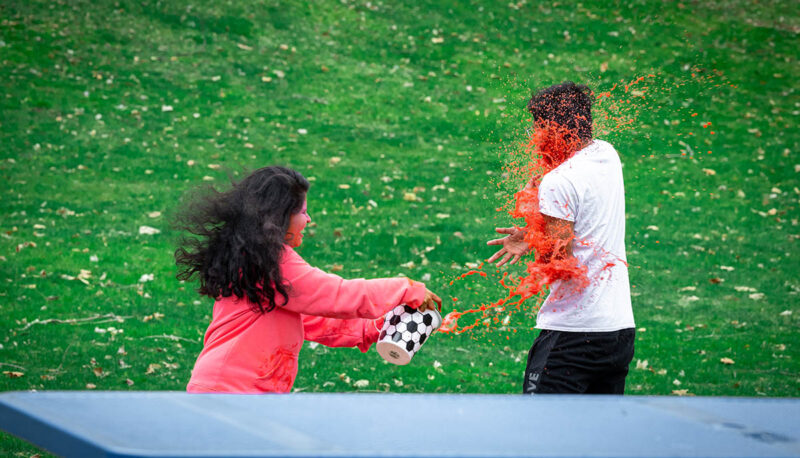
[440,122,591,334]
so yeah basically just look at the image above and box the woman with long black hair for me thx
[176,166,440,393]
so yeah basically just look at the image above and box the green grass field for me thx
[1,0,798,454]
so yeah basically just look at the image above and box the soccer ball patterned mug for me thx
[376,304,442,365]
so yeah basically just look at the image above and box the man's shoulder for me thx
[592,138,614,149]
[540,165,572,186]
[579,139,616,156]
[542,140,617,179]
[589,139,619,159]
[572,139,620,169]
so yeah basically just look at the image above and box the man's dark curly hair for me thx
[527,81,594,142]
[174,166,309,313]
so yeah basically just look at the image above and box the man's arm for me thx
[539,214,574,262]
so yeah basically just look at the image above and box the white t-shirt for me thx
[536,139,635,332]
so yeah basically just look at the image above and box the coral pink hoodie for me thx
[186,246,427,393]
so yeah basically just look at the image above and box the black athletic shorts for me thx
[523,328,635,394]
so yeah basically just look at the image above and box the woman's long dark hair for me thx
[174,166,309,313]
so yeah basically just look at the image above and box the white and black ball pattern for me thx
[379,305,436,353]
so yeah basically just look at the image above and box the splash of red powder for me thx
[440,122,590,334]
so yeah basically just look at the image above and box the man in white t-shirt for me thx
[487,81,635,394]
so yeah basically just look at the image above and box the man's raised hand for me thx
[487,227,530,267]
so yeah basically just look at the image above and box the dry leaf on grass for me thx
[143,312,165,322]
[138,226,160,235]
[734,286,757,292]
[672,389,693,396]
[77,269,92,284]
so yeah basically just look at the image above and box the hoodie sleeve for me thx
[280,247,427,320]
[301,315,384,353]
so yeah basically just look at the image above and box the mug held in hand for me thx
[376,304,442,365]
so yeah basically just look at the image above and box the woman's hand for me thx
[487,227,530,266]
[418,288,442,313]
